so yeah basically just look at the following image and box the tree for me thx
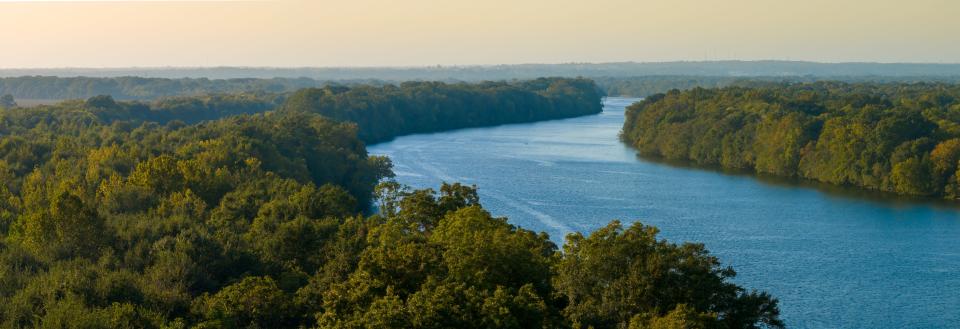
[555,221,783,329]
[192,276,293,328]
[0,94,16,109]
[21,189,109,260]
[86,95,119,109]
[623,82,960,198]
[891,157,935,195]
[628,304,717,329]
[128,155,185,195]
[930,139,960,196]
[0,78,788,329]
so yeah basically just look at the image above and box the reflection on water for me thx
[369,97,960,328]
[637,153,960,211]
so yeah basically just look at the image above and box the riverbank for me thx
[370,97,960,328]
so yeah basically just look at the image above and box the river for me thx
[368,97,960,328]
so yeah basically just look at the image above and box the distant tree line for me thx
[6,74,960,102]
[622,82,960,198]
[0,78,782,328]
[0,76,380,101]
[282,78,604,143]
[1,78,603,144]
[82,93,284,124]
[597,76,960,98]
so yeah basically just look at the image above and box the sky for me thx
[0,0,957,67]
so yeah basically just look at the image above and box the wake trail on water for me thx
[481,191,574,235]
[409,147,456,182]
[402,142,573,235]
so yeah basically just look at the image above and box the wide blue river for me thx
[368,97,960,328]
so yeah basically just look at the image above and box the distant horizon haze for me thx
[3,60,960,70]
[5,61,960,80]
[0,0,957,67]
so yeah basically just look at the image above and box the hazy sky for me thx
[0,0,957,67]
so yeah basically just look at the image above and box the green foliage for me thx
[627,304,718,329]
[598,76,753,98]
[598,76,960,98]
[317,187,561,329]
[0,97,392,327]
[0,79,778,328]
[282,78,603,143]
[191,276,294,328]
[623,82,960,198]
[21,189,109,260]
[555,221,783,329]
[0,76,334,100]
[0,94,15,109]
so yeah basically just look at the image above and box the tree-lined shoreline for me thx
[622,82,960,199]
[0,78,782,328]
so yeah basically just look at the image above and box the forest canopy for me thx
[0,76,334,100]
[281,78,604,143]
[0,78,781,328]
[622,82,960,198]
[5,74,960,104]
[597,76,960,98]
[1,77,604,144]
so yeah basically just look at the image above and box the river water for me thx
[368,97,960,328]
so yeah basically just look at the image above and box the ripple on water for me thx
[369,97,960,328]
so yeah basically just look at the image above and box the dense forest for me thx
[598,76,960,98]
[0,78,602,144]
[281,78,604,143]
[598,76,750,97]
[0,93,281,126]
[0,79,783,328]
[0,76,341,101]
[5,74,960,103]
[622,82,960,198]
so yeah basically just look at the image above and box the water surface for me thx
[369,97,960,328]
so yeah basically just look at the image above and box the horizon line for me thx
[3,60,960,70]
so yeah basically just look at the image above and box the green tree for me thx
[0,94,16,109]
[555,221,783,329]
[628,304,717,329]
[86,95,119,109]
[891,157,935,195]
[21,189,108,260]
[623,82,960,199]
[192,276,293,328]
